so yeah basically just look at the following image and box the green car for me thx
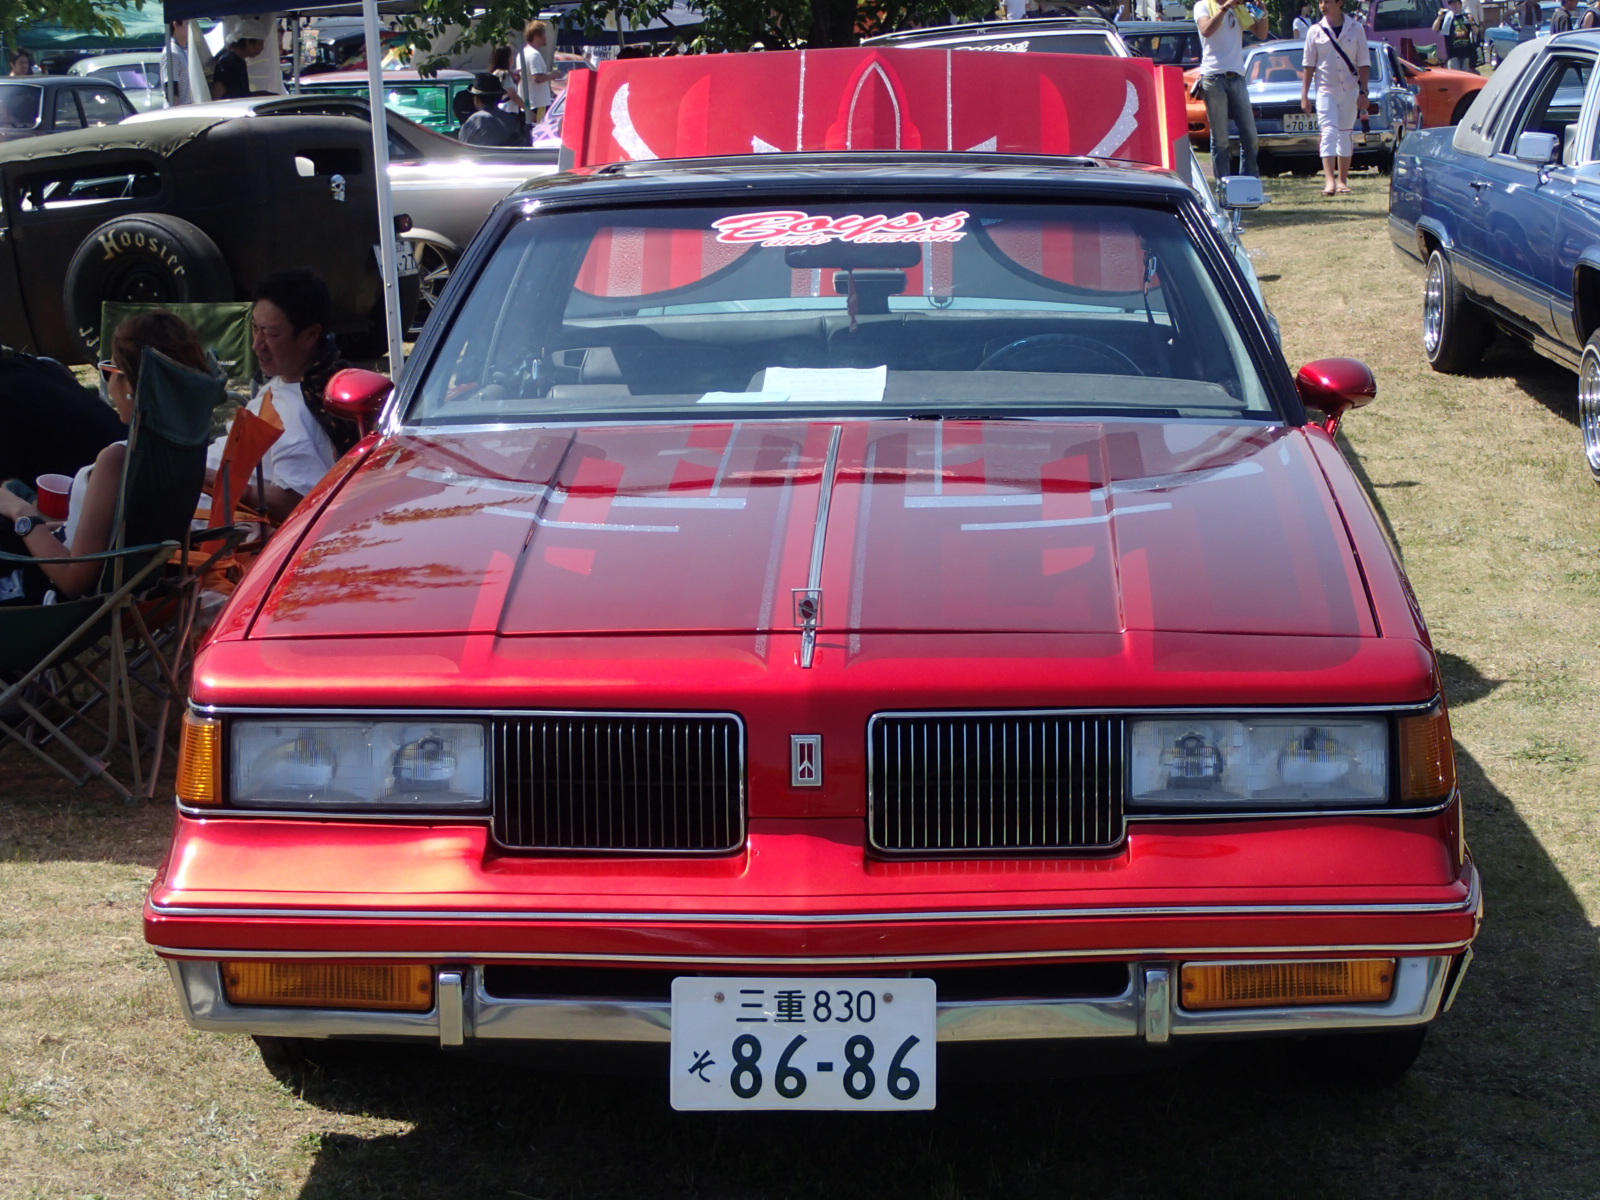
[297,68,474,136]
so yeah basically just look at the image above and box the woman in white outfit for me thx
[1300,0,1369,196]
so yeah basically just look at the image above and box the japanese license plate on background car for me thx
[1282,112,1318,133]
[670,978,937,1111]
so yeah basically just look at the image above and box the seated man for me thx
[457,73,524,147]
[207,268,358,524]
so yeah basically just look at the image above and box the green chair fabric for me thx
[99,301,256,385]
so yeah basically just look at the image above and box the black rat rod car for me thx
[0,97,432,363]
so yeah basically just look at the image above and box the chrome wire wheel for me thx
[407,238,456,337]
[1423,253,1446,358]
[1579,342,1600,483]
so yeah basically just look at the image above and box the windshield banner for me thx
[561,47,1187,173]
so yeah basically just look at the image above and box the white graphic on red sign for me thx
[711,210,969,247]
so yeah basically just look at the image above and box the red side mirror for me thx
[1295,358,1376,438]
[324,368,394,436]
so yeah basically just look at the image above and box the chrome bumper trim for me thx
[166,955,1455,1047]
[152,938,1475,966]
[146,867,1480,925]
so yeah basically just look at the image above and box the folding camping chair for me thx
[191,399,284,594]
[0,345,233,800]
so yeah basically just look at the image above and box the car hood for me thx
[249,419,1377,641]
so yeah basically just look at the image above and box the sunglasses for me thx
[96,360,124,384]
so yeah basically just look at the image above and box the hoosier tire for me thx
[65,213,232,359]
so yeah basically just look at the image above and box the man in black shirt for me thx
[210,16,271,100]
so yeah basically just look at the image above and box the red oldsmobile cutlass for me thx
[145,49,1478,1110]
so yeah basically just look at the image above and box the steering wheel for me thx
[976,334,1145,376]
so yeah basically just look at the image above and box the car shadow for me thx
[1477,336,1579,427]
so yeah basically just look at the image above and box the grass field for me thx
[3,167,1599,1199]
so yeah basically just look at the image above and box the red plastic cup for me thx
[35,473,71,521]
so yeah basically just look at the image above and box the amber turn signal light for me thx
[1181,959,1396,1010]
[223,962,434,1012]
[176,712,221,806]
[1399,705,1456,803]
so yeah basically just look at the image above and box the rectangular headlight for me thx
[229,719,488,811]
[1128,717,1388,809]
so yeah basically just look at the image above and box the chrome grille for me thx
[492,714,744,852]
[869,713,1125,854]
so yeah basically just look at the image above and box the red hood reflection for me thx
[251,420,1376,641]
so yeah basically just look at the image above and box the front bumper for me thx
[164,951,1469,1049]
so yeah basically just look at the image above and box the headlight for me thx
[1128,717,1388,809]
[229,720,488,811]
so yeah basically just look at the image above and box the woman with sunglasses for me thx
[0,311,207,605]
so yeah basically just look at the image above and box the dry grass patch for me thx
[0,166,1597,1199]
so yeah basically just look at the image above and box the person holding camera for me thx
[1195,0,1269,183]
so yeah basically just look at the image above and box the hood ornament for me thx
[796,426,843,669]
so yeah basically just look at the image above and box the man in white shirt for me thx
[207,270,354,522]
[1195,0,1269,183]
[1301,0,1369,195]
[517,20,553,122]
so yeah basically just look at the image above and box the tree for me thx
[396,0,995,66]
[0,0,142,55]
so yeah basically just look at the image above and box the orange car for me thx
[1400,59,1487,130]
[1185,55,1486,145]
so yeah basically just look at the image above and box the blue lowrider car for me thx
[1389,33,1600,481]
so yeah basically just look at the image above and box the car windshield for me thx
[1124,31,1202,66]
[410,197,1275,425]
[1246,46,1383,83]
[0,84,41,130]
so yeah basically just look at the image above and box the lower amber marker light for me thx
[1180,959,1396,1010]
[223,962,434,1011]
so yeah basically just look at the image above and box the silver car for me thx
[1234,38,1421,173]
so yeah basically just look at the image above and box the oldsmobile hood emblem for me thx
[791,735,822,788]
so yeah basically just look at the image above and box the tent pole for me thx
[361,0,405,376]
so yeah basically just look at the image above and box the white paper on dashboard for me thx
[698,391,789,403]
[761,366,886,403]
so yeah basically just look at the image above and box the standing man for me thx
[1551,0,1578,32]
[1439,0,1479,70]
[1195,0,1269,184]
[161,20,192,106]
[1302,0,1368,196]
[516,20,553,124]
[457,73,523,146]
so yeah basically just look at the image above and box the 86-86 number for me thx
[728,1031,923,1102]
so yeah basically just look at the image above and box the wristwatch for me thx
[13,514,40,537]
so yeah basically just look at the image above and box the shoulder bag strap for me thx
[1319,20,1361,79]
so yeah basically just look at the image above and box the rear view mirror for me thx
[784,243,921,270]
[325,367,394,435]
[1220,175,1267,210]
[1296,357,1376,437]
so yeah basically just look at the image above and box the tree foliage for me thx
[396,0,996,66]
[1,0,140,52]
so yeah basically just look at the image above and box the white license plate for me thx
[375,240,419,276]
[670,977,937,1111]
[1282,112,1318,133]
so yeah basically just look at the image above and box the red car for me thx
[146,50,1478,1110]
